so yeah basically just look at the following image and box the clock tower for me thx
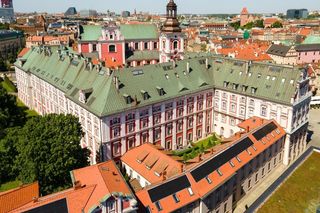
[159,0,185,63]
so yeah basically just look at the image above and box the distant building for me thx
[26,35,70,48]
[65,7,77,16]
[79,9,98,18]
[1,0,13,8]
[287,9,309,19]
[296,44,320,64]
[0,0,13,23]
[121,10,131,18]
[0,30,24,60]
[267,44,297,65]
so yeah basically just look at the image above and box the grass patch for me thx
[0,180,22,192]
[172,134,221,161]
[0,76,17,93]
[16,98,38,117]
[258,152,320,213]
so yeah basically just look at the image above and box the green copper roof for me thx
[16,47,301,118]
[302,35,320,44]
[119,24,158,40]
[126,50,159,62]
[80,25,102,41]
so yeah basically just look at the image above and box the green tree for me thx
[254,19,264,28]
[0,127,20,184]
[14,114,90,195]
[230,21,240,30]
[0,85,26,135]
[271,21,283,28]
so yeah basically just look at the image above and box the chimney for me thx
[210,148,214,154]
[180,164,185,173]
[205,58,209,69]
[162,170,167,181]
[32,196,39,203]
[246,126,250,133]
[74,181,82,190]
[186,62,190,74]
[106,68,112,76]
[198,153,202,162]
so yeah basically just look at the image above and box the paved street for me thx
[234,109,320,213]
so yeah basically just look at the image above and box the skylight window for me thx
[217,169,223,176]
[290,80,294,84]
[132,69,144,76]
[266,75,270,80]
[282,78,286,83]
[155,201,162,211]
[205,176,212,184]
[172,193,180,203]
[236,155,241,162]
[187,187,194,196]
[272,76,276,81]
[229,160,235,167]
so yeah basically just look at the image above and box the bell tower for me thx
[159,0,185,63]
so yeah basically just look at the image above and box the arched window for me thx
[109,45,116,53]
[173,40,178,49]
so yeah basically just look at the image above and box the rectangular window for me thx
[153,42,157,49]
[144,42,148,49]
[135,42,139,50]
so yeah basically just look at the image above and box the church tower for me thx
[159,0,185,63]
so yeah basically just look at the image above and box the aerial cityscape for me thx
[0,0,320,212]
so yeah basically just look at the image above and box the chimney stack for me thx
[205,58,209,69]
[162,170,167,181]
[73,181,82,190]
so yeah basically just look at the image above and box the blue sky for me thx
[13,0,320,14]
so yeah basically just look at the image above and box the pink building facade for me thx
[296,44,320,64]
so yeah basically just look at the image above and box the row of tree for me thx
[0,85,90,195]
[230,20,283,31]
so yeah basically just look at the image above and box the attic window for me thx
[266,75,270,80]
[230,69,234,74]
[272,76,276,81]
[229,160,235,167]
[252,145,257,151]
[165,74,169,79]
[239,71,243,75]
[175,72,179,78]
[223,81,229,87]
[236,155,241,162]
[123,94,133,104]
[282,78,286,83]
[290,80,294,84]
[248,72,252,77]
[217,169,223,176]
[141,90,150,100]
[79,89,93,104]
[257,73,262,78]
[251,87,257,94]
[242,85,247,92]
[233,83,238,90]
[156,86,166,96]
[275,129,281,134]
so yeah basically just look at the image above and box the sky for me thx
[13,0,320,14]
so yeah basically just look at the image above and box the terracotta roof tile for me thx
[0,182,39,213]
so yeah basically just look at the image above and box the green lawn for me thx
[1,76,17,93]
[0,180,22,192]
[16,98,38,117]
[258,152,320,213]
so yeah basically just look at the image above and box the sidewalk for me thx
[233,164,286,213]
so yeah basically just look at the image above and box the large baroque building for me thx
[15,44,311,165]
[77,0,185,68]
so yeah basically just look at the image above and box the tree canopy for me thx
[271,21,283,28]
[0,84,26,134]
[12,114,90,195]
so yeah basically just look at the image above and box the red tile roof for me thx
[121,143,184,185]
[0,182,39,213]
[135,117,286,212]
[17,48,30,58]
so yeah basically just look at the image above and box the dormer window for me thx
[233,83,238,90]
[223,81,229,87]
[79,88,93,104]
[141,90,150,100]
[157,86,166,96]
[123,94,132,104]
[251,87,257,94]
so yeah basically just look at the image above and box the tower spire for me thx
[162,0,181,33]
